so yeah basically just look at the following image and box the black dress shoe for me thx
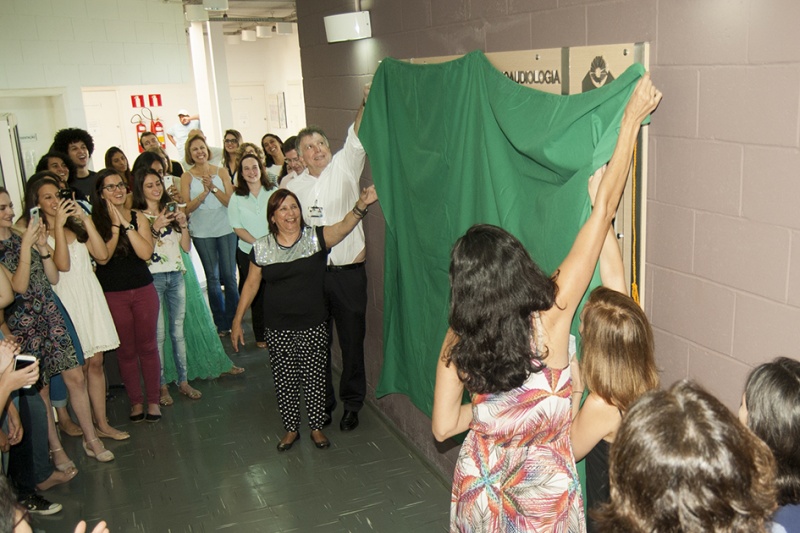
[145,413,161,423]
[276,432,300,452]
[310,430,330,449]
[340,410,359,431]
[321,413,333,428]
[129,412,145,423]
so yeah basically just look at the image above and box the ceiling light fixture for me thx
[324,11,371,43]
[203,0,229,11]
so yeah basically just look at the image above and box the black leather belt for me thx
[326,262,365,272]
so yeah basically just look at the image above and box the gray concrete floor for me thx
[30,333,450,532]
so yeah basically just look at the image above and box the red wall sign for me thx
[130,94,145,107]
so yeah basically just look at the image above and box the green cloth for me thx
[162,249,237,383]
[359,50,645,416]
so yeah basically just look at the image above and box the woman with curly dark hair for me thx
[740,357,800,531]
[432,74,662,532]
[595,380,777,533]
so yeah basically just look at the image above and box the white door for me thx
[82,90,124,170]
[230,85,268,146]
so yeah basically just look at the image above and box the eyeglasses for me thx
[224,138,239,145]
[102,182,127,192]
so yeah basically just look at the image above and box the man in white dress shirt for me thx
[287,85,370,432]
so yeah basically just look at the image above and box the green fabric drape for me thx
[359,50,645,416]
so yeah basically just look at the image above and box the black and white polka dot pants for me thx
[266,322,328,432]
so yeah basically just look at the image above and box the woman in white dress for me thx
[34,174,129,443]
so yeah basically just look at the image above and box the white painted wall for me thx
[0,1,306,176]
[82,83,198,166]
[0,0,192,125]
[223,26,306,145]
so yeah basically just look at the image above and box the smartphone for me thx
[166,202,177,213]
[13,354,37,389]
[29,207,40,227]
[58,188,74,200]
[162,174,174,190]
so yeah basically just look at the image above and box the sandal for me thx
[50,447,78,475]
[178,384,202,400]
[222,366,245,376]
[83,438,114,463]
[36,468,77,491]
[159,386,174,406]
[95,427,131,441]
[58,420,83,437]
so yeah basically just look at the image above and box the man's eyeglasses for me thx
[102,182,127,192]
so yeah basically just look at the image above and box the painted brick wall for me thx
[297,0,800,478]
[0,0,191,125]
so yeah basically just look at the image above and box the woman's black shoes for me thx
[145,413,161,423]
[129,413,145,423]
[311,430,330,449]
[276,432,300,452]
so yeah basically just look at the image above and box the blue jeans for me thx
[153,271,188,385]
[193,233,239,332]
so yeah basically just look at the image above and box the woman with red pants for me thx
[91,168,162,423]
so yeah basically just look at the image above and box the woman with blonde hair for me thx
[570,286,659,531]
[180,132,238,336]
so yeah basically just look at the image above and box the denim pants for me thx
[153,270,188,385]
[193,232,239,333]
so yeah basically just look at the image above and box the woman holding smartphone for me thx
[29,174,129,443]
[132,167,202,404]
[132,153,243,397]
[0,182,115,480]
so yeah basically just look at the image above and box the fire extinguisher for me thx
[152,118,165,149]
[131,113,146,153]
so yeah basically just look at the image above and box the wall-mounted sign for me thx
[130,94,145,108]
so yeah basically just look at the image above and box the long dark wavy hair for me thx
[23,173,88,243]
[444,224,557,394]
[104,146,134,186]
[91,168,134,256]
[595,380,777,532]
[744,357,800,506]
[261,133,284,167]
[234,154,274,197]
[130,167,179,233]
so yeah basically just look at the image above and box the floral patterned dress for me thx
[0,233,79,384]
[451,361,586,532]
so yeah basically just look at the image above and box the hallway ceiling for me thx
[183,0,297,34]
